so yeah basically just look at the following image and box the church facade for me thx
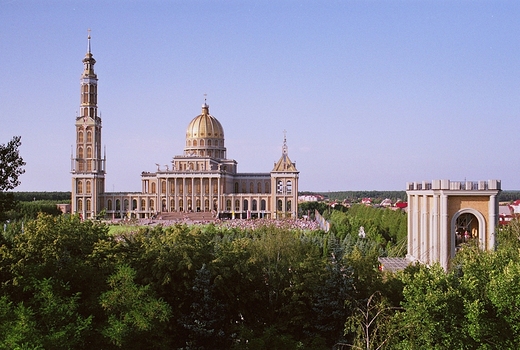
[71,35,299,220]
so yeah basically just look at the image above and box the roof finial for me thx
[87,28,91,53]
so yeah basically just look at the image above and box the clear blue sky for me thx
[1,0,519,192]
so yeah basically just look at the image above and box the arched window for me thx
[234,182,239,194]
[179,199,183,211]
[250,183,254,193]
[87,147,92,158]
[277,180,283,194]
[161,181,166,194]
[149,199,155,211]
[257,182,261,194]
[87,160,92,172]
[116,199,121,211]
[200,140,205,146]
[107,199,112,211]
[252,200,257,211]
[243,200,249,211]
[265,182,270,193]
[277,199,283,211]
[226,199,231,211]
[77,181,83,194]
[205,199,209,211]
[78,147,84,158]
[87,131,92,143]
[286,200,292,212]
[151,182,156,193]
[287,180,292,195]
[208,140,212,146]
[124,199,129,211]
[86,181,91,194]
[261,200,266,211]
[141,199,146,210]
[77,199,83,211]
[235,200,240,211]
[193,140,197,147]
[86,199,91,211]
[132,199,137,210]
[78,131,84,143]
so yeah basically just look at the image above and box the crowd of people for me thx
[106,216,321,232]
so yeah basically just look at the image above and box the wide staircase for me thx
[157,211,217,222]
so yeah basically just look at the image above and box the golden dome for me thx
[186,104,224,139]
[184,103,227,159]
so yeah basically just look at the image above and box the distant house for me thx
[298,194,324,202]
[394,201,408,210]
[380,198,393,207]
[361,198,372,205]
[499,205,514,225]
[510,200,520,215]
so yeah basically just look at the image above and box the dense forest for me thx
[302,190,520,203]
[1,208,520,349]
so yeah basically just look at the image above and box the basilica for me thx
[71,35,299,220]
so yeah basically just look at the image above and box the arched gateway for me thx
[406,179,500,270]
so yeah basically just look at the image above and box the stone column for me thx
[488,194,497,250]
[440,193,449,270]
[432,193,439,264]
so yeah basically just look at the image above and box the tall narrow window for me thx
[86,181,91,194]
[77,181,83,194]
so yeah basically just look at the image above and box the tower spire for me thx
[87,28,91,54]
[282,129,288,155]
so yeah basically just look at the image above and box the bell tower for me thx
[71,31,106,219]
[271,131,299,218]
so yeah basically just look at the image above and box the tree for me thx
[99,264,172,348]
[0,136,25,192]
